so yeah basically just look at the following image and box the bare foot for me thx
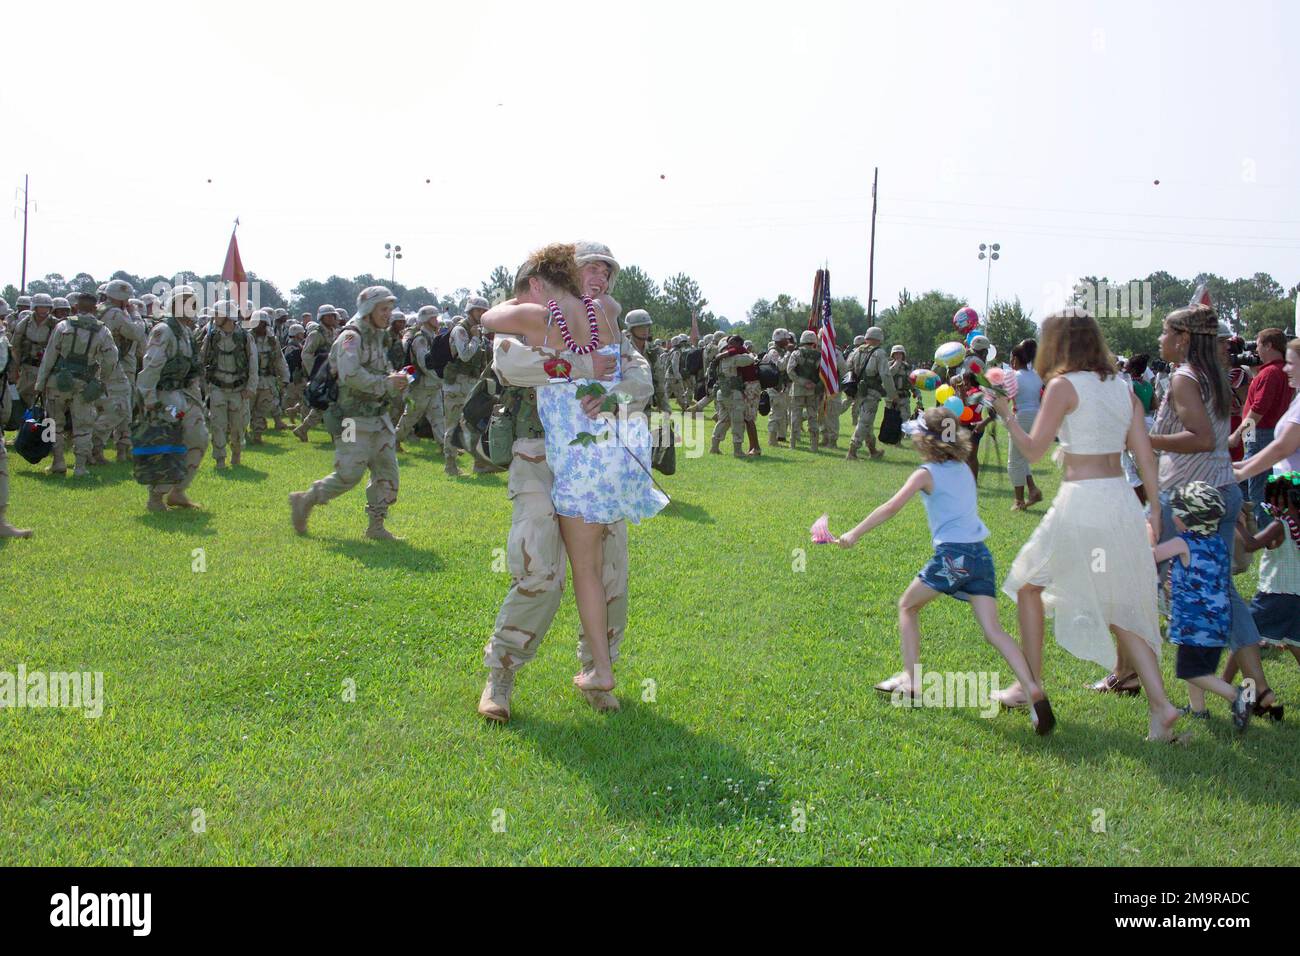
[574,669,614,693]
[993,681,1028,708]
[1027,488,1043,507]
[1147,703,1184,742]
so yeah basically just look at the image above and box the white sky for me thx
[4,0,1298,322]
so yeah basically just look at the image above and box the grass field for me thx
[2,406,1298,866]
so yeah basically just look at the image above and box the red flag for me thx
[807,268,839,394]
[1189,283,1212,309]
[689,310,700,345]
[222,224,249,317]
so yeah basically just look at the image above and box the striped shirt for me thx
[1152,365,1232,491]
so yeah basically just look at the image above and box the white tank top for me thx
[1056,371,1132,455]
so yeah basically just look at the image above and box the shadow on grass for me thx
[512,699,783,826]
[958,707,1300,811]
[214,466,270,483]
[320,535,444,572]
[243,442,291,456]
[132,509,217,536]
[661,499,714,524]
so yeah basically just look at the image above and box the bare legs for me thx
[559,514,614,692]
[1111,625,1182,740]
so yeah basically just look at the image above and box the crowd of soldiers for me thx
[0,266,922,543]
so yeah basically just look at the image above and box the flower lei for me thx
[547,297,601,355]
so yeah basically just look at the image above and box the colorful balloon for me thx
[935,341,965,367]
[953,307,980,335]
[943,396,965,416]
[921,372,940,390]
[965,329,984,347]
[960,406,975,423]
[935,384,955,403]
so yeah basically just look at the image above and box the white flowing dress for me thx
[1002,371,1161,669]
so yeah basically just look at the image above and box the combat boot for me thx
[73,461,90,478]
[292,423,309,442]
[273,418,287,431]
[846,443,860,461]
[46,447,67,475]
[0,510,33,539]
[116,440,132,462]
[365,514,402,541]
[478,669,515,723]
[289,490,315,534]
[868,444,885,461]
[166,490,201,509]
[444,458,461,477]
[231,446,242,467]
[810,433,819,453]
[146,490,168,513]
[733,443,746,459]
[214,457,227,471]
[709,437,722,455]
[89,443,108,466]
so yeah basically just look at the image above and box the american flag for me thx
[807,268,839,394]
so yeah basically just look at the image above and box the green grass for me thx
[2,408,1298,866]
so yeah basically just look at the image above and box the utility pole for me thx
[19,174,30,293]
[867,167,878,323]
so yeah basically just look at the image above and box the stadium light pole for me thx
[978,242,1001,319]
[384,242,403,285]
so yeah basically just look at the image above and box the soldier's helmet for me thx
[317,304,338,319]
[104,279,135,302]
[767,341,776,352]
[465,294,490,316]
[968,334,990,352]
[166,285,198,317]
[416,305,439,325]
[390,310,407,327]
[140,293,160,309]
[51,296,71,311]
[31,293,54,309]
[865,326,884,342]
[242,308,272,331]
[799,330,818,345]
[773,327,791,342]
[73,290,97,306]
[287,322,306,338]
[573,240,620,286]
[624,309,652,330]
[0,299,10,317]
[744,339,753,350]
[211,300,241,321]
[16,295,32,310]
[853,335,866,347]
[891,345,906,356]
[356,286,397,319]
[128,298,144,312]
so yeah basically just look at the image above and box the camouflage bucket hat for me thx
[1171,480,1225,536]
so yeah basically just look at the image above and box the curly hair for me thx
[911,406,971,463]
[514,242,582,298]
[1036,308,1115,385]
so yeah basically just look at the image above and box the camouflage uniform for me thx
[784,336,823,450]
[34,312,118,476]
[395,315,446,445]
[9,308,55,409]
[441,316,487,475]
[247,315,290,442]
[95,295,147,462]
[763,341,792,443]
[137,308,210,508]
[713,348,755,456]
[479,332,654,720]
[290,302,403,539]
[293,310,340,440]
[200,313,258,467]
[0,332,31,537]
[847,333,897,459]
[819,349,848,447]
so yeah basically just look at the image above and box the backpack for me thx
[427,328,454,379]
[14,405,54,464]
[305,352,339,410]
[683,346,704,377]
[757,361,780,389]
[284,345,303,381]
[794,348,821,382]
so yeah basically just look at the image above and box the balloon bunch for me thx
[909,368,940,390]
[934,383,978,423]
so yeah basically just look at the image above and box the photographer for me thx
[1230,328,1295,525]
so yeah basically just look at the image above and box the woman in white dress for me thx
[482,244,667,696]
[990,309,1184,741]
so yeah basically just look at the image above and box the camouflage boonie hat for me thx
[1171,481,1225,537]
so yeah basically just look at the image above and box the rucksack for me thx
[305,352,339,410]
[14,405,54,464]
[427,328,454,379]
[683,346,704,377]
[757,362,780,389]
[794,348,821,382]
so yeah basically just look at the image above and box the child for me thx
[832,406,1055,735]
[1152,481,1252,730]
[1237,474,1300,702]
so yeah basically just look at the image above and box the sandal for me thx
[1231,686,1252,733]
[874,673,908,695]
[1089,671,1141,696]
[1177,705,1210,720]
[1030,698,1056,736]
[1252,688,1284,723]
[992,688,1029,710]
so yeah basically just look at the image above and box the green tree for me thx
[874,290,966,366]
[479,266,513,305]
[1240,297,1298,337]
[984,297,1037,356]
[611,265,662,319]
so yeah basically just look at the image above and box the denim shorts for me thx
[917,541,997,602]
[1250,592,1300,645]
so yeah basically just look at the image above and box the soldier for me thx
[666,334,691,408]
[395,305,445,452]
[847,335,868,426]
[34,296,118,477]
[94,279,147,463]
[785,329,823,451]
[288,286,408,541]
[9,293,57,409]
[441,299,489,476]
[243,309,290,443]
[700,333,755,457]
[846,326,895,461]
[819,345,848,449]
[385,310,408,424]
[200,299,258,470]
[0,299,11,337]
[763,329,793,445]
[136,285,210,511]
[293,304,341,441]
[622,309,670,413]
[281,322,307,422]
[889,344,920,418]
[51,297,72,321]
[139,293,163,327]
[479,251,653,722]
[0,330,32,538]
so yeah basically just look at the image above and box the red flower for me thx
[544,357,572,380]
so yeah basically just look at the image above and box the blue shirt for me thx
[1168,531,1231,647]
[919,461,989,546]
